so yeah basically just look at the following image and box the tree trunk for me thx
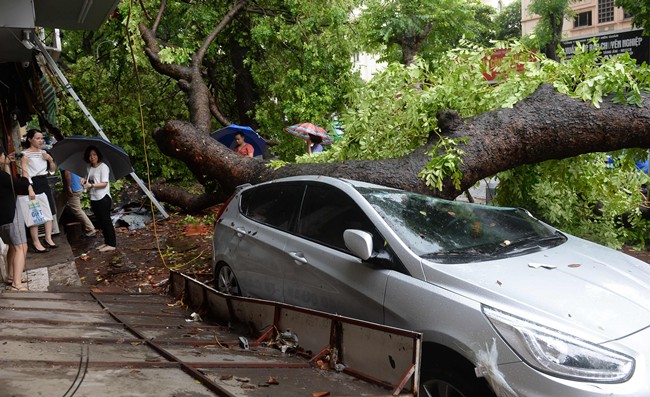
[153,84,650,210]
[151,183,228,214]
[228,21,259,127]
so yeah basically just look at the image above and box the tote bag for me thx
[16,193,53,227]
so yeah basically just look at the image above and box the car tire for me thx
[420,366,494,397]
[214,263,241,296]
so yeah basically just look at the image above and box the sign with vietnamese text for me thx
[561,29,649,65]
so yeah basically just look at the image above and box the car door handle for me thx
[236,227,246,237]
[288,251,308,265]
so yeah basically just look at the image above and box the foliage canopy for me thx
[527,0,574,60]
[355,0,496,65]
[615,0,650,34]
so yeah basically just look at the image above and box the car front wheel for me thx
[214,263,241,295]
[420,367,494,397]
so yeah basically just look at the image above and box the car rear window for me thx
[241,183,304,231]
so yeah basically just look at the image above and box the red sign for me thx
[482,48,531,81]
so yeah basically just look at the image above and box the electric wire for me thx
[60,344,84,397]
[61,344,89,397]
[125,0,168,270]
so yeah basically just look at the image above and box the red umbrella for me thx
[284,123,333,145]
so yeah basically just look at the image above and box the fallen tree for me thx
[152,83,650,206]
[135,0,650,216]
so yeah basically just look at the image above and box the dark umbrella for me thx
[50,136,133,181]
[210,124,266,157]
[284,123,333,145]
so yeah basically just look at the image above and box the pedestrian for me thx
[234,132,254,157]
[0,145,32,291]
[20,129,57,253]
[306,134,323,155]
[62,168,96,238]
[81,145,116,252]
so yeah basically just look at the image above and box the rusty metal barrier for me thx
[169,270,422,396]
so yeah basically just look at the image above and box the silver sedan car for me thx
[212,175,650,397]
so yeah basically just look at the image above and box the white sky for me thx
[483,0,516,12]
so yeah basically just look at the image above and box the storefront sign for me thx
[561,29,649,64]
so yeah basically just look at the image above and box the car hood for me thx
[422,235,650,341]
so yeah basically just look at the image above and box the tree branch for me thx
[209,94,231,126]
[152,0,166,33]
[139,23,190,81]
[196,0,249,64]
[152,183,227,213]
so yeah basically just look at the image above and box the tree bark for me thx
[151,183,228,213]
[153,84,650,211]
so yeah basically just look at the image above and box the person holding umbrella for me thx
[234,132,255,157]
[284,123,332,155]
[20,129,58,253]
[81,146,116,252]
[306,134,324,155]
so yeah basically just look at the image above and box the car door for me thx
[282,183,389,324]
[231,183,304,301]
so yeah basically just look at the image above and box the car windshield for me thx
[357,187,564,263]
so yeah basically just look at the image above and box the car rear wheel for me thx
[214,263,241,295]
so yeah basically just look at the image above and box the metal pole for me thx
[35,39,169,218]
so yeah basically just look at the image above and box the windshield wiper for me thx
[423,247,485,258]
[491,232,566,255]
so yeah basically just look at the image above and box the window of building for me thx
[574,11,592,28]
[598,0,615,23]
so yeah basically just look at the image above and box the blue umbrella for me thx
[210,124,266,157]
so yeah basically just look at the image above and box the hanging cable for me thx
[124,0,169,269]
[61,344,90,397]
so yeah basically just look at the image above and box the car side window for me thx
[297,184,381,251]
[241,184,304,232]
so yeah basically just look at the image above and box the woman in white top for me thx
[20,129,57,253]
[81,145,116,252]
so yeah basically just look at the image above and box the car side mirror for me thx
[343,229,374,260]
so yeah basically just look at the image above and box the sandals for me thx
[7,285,29,292]
[5,277,30,285]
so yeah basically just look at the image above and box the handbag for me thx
[16,193,53,227]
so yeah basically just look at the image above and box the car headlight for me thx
[483,306,635,383]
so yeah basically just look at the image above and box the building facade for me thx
[521,0,650,63]
[521,0,633,38]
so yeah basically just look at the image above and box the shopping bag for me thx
[17,193,53,227]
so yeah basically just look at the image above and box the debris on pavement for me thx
[271,328,300,353]
[186,312,202,322]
